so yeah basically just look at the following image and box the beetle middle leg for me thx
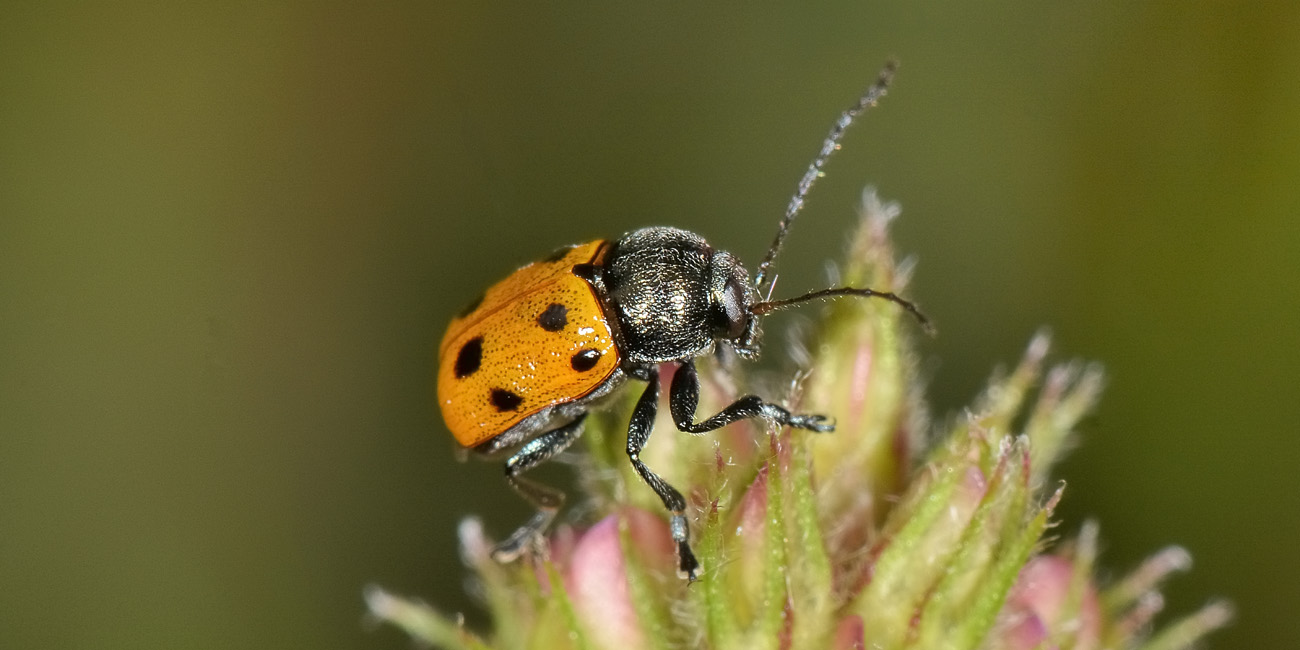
[669,359,834,433]
[492,413,588,562]
[625,367,701,581]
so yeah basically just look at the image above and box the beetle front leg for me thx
[626,368,701,581]
[669,359,834,433]
[492,413,587,562]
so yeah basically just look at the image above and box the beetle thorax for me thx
[603,227,756,365]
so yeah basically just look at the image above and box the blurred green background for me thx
[3,3,1297,648]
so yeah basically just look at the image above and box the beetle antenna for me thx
[753,59,897,293]
[751,286,933,334]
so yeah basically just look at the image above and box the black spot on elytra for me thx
[490,388,523,412]
[571,348,601,372]
[537,303,568,332]
[570,263,597,281]
[543,246,572,263]
[454,337,483,378]
[457,292,485,318]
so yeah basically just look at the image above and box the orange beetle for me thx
[438,240,620,449]
[436,61,927,580]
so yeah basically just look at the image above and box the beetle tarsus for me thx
[490,511,552,562]
[787,413,835,433]
[677,540,701,582]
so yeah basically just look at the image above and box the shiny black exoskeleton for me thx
[600,227,760,364]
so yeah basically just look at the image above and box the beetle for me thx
[436,60,927,581]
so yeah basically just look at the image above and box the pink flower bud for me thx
[998,555,1101,650]
[562,508,674,650]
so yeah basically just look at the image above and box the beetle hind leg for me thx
[670,359,834,434]
[626,368,701,581]
[491,413,588,563]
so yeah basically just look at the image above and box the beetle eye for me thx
[714,279,749,340]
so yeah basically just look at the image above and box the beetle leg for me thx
[670,359,834,433]
[626,368,701,581]
[492,413,587,562]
